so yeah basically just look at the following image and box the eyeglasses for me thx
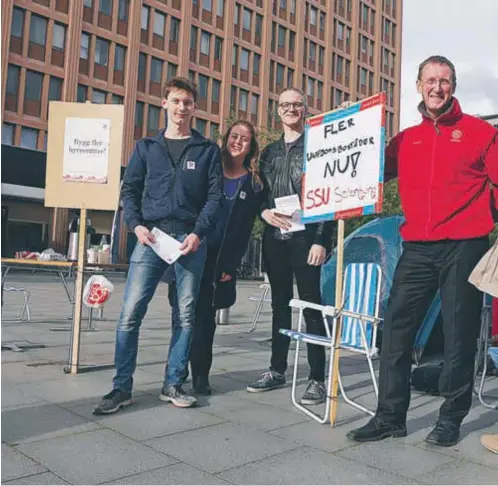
[278,102,305,110]
[422,78,452,88]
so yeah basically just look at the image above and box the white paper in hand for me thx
[274,195,305,234]
[149,227,183,264]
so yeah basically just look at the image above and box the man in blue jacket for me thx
[93,77,222,414]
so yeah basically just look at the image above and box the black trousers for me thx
[190,246,218,379]
[263,229,326,382]
[376,238,489,425]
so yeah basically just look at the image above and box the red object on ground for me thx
[85,283,110,306]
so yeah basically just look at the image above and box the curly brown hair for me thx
[221,120,262,187]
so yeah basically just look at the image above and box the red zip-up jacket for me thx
[385,97,498,241]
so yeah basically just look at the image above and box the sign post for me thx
[301,93,386,425]
[45,101,124,374]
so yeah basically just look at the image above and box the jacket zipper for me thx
[426,120,440,237]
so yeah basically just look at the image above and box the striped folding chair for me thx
[280,263,383,423]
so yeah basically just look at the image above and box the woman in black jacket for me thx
[171,120,264,395]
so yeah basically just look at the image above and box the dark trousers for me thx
[190,246,218,379]
[376,238,489,425]
[263,229,326,382]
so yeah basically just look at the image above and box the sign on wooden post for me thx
[45,102,124,374]
[301,93,386,425]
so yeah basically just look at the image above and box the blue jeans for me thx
[112,235,206,393]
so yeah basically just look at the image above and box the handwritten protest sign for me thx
[302,93,386,223]
[62,117,111,183]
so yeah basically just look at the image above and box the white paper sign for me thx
[149,227,183,264]
[302,94,385,223]
[63,117,111,183]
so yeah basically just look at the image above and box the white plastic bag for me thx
[83,275,115,308]
[468,239,498,298]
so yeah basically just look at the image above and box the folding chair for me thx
[247,274,271,333]
[475,294,498,410]
[280,263,383,424]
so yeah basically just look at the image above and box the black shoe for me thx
[425,420,460,447]
[346,416,407,442]
[159,385,197,408]
[247,371,286,393]
[194,376,212,396]
[93,389,133,415]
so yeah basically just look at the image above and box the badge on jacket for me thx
[240,191,246,199]
[186,161,196,170]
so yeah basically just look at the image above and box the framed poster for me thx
[302,93,386,223]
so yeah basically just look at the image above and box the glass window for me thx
[111,94,123,104]
[150,57,163,83]
[217,0,224,16]
[167,63,177,79]
[153,11,165,36]
[92,89,106,103]
[2,124,14,145]
[95,38,109,65]
[278,26,285,47]
[6,65,20,95]
[230,85,236,107]
[240,49,249,70]
[170,17,180,42]
[99,0,112,15]
[48,77,63,101]
[251,94,258,115]
[52,23,65,51]
[77,84,87,102]
[310,7,317,26]
[25,70,43,101]
[214,37,222,60]
[196,118,207,136]
[200,31,210,55]
[148,105,160,131]
[135,102,144,126]
[317,81,323,100]
[289,31,295,53]
[307,78,314,96]
[361,35,367,53]
[337,55,343,75]
[234,4,239,25]
[190,27,197,49]
[253,53,260,74]
[255,14,263,37]
[360,67,367,85]
[243,8,251,30]
[309,42,316,62]
[80,33,90,59]
[320,11,326,31]
[198,74,208,99]
[118,0,128,20]
[11,8,24,37]
[202,0,212,11]
[232,45,238,66]
[212,79,220,102]
[114,45,126,70]
[239,89,248,111]
[29,15,46,45]
[319,46,324,66]
[141,6,149,30]
[337,22,344,40]
[290,0,296,14]
[287,67,294,86]
[276,64,284,85]
[84,0,93,6]
[20,127,38,149]
[138,53,147,80]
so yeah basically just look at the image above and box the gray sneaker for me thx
[246,371,286,393]
[159,385,197,408]
[93,389,133,415]
[300,380,326,406]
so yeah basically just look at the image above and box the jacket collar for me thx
[418,97,463,125]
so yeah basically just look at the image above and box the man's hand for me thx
[307,244,326,266]
[220,273,232,282]
[180,233,201,255]
[262,209,293,231]
[337,101,353,110]
[134,225,155,246]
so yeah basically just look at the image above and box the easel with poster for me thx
[301,93,386,425]
[45,101,124,374]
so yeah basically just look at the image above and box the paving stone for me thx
[4,471,69,484]
[416,458,498,484]
[1,445,46,482]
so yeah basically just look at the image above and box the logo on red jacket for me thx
[451,129,463,141]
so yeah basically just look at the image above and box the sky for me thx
[399,0,498,128]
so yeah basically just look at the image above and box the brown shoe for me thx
[481,434,498,454]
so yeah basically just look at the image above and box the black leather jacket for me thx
[260,134,335,250]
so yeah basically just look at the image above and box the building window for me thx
[95,38,109,65]
[48,76,63,101]
[138,53,147,80]
[253,53,261,74]
[278,26,285,48]
[307,78,314,97]
[196,119,207,136]
[243,8,251,30]
[111,94,123,104]
[2,124,15,145]
[170,17,180,42]
[276,64,284,86]
[240,49,249,71]
[24,70,43,104]
[212,79,220,102]
[251,94,259,115]
[214,37,222,60]
[99,0,112,15]
[6,65,20,99]
[310,7,317,26]
[52,23,65,51]
[198,75,208,100]
[141,6,149,30]
[337,21,344,40]
[202,0,212,11]
[190,26,198,49]
[287,67,294,86]
[239,90,248,111]
[150,57,163,83]
[80,33,90,59]
[11,8,24,38]
[309,42,316,63]
[118,0,128,20]
[200,31,210,55]
[29,15,47,45]
[77,84,87,102]
[114,45,126,70]
[84,0,93,6]
[230,85,236,107]
[255,14,263,37]
[20,127,38,150]
[320,11,326,32]
[167,63,177,79]
[154,11,166,36]
[148,105,161,132]
[135,102,144,124]
[92,89,106,103]
[217,0,224,16]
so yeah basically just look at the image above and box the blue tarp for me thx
[320,216,442,359]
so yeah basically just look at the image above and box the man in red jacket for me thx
[347,55,498,446]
